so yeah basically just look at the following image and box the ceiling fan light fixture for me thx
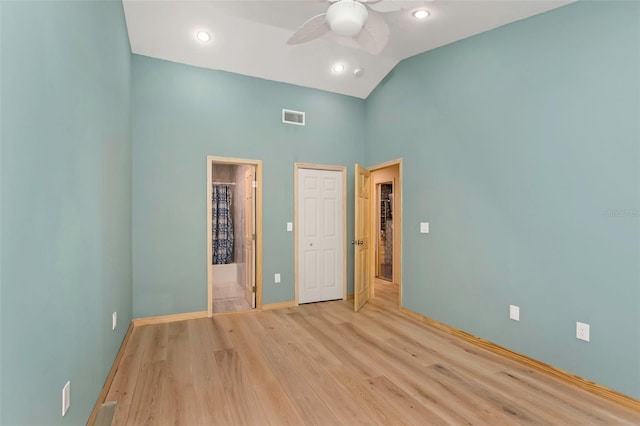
[326,0,368,37]
[196,31,211,42]
[412,9,430,20]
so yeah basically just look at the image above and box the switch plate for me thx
[112,312,117,330]
[286,222,293,232]
[509,305,520,321]
[62,381,70,416]
[274,273,281,283]
[420,222,429,233]
[576,322,590,342]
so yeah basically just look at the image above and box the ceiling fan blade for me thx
[287,13,330,45]
[354,10,389,55]
[368,0,422,13]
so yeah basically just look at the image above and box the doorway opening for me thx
[376,182,394,282]
[371,162,400,305]
[207,156,263,316]
[353,159,402,312]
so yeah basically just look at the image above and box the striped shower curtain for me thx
[212,184,234,264]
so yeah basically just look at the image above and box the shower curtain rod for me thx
[212,182,236,185]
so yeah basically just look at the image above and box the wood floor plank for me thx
[238,321,342,426]
[160,321,201,426]
[214,348,269,426]
[364,375,447,425]
[322,318,509,424]
[287,311,379,378]
[107,328,152,426]
[327,367,415,426]
[105,281,640,425]
[222,314,282,387]
[260,327,378,425]
[128,360,166,426]
[255,309,344,374]
[187,318,224,389]
[250,311,364,425]
[192,384,232,425]
[350,321,575,424]
[428,363,545,424]
[253,381,305,426]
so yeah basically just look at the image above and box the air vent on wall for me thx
[282,109,305,126]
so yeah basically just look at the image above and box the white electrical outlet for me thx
[576,322,590,342]
[62,381,70,416]
[286,222,293,232]
[112,312,117,330]
[509,305,520,321]
[420,222,430,233]
[274,273,281,283]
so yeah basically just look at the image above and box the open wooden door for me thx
[354,164,372,312]
[244,168,256,308]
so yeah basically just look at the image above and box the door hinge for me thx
[252,285,256,293]
[252,233,256,241]
[252,180,258,188]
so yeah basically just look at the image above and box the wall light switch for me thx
[420,222,430,233]
[274,273,281,283]
[286,222,293,232]
[112,312,117,330]
[509,305,520,321]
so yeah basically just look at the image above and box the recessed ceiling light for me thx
[196,31,211,42]
[412,10,430,20]
[333,64,345,73]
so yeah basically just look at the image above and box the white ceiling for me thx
[122,0,574,99]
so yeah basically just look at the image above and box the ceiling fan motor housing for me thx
[326,0,368,37]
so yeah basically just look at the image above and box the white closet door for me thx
[298,168,343,304]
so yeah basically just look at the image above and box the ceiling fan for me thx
[287,0,419,55]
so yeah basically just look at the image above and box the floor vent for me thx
[282,109,305,126]
[92,401,116,426]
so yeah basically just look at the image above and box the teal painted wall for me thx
[365,1,639,398]
[0,2,3,421]
[1,1,637,422]
[0,1,132,424]
[0,1,3,421]
[131,55,365,317]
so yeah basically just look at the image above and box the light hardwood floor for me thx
[105,281,640,425]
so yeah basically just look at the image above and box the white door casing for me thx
[297,168,344,304]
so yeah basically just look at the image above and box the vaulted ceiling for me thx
[123,0,574,99]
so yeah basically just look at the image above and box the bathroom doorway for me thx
[207,156,262,316]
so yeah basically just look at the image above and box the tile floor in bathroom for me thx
[212,281,251,313]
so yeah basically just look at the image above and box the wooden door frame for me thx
[294,163,348,305]
[207,156,263,317]
[367,158,403,310]
[244,168,256,309]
